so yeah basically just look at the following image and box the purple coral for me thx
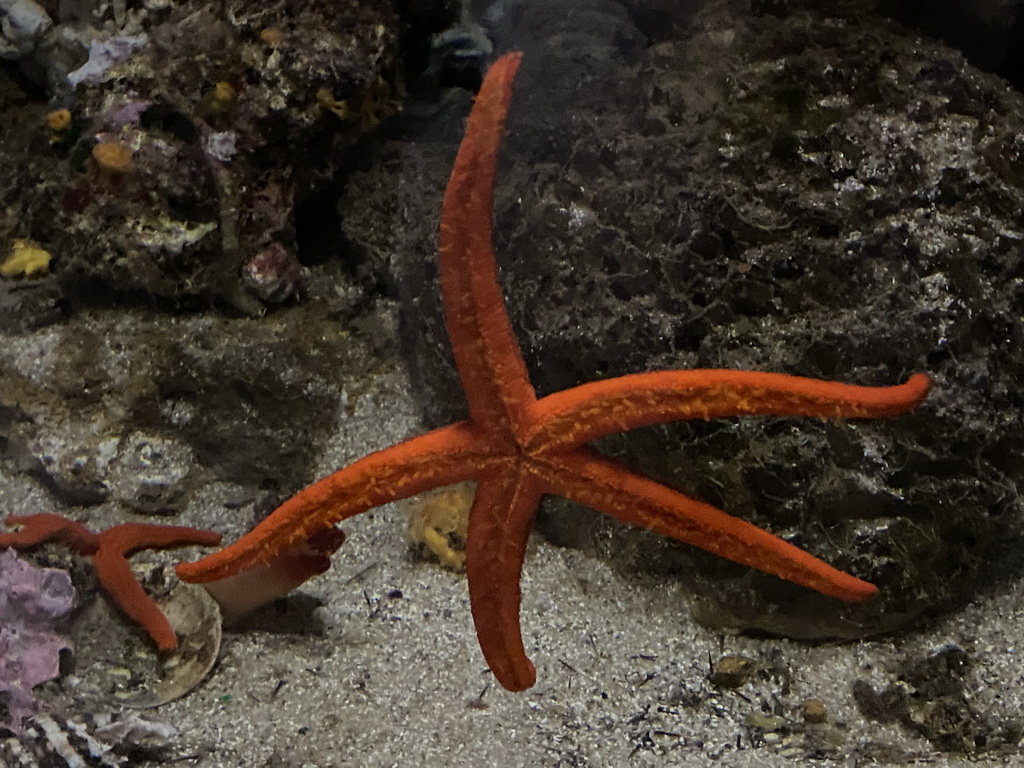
[0,550,76,732]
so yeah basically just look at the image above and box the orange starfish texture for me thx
[1,513,221,650]
[177,52,930,691]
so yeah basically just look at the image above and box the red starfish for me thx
[177,52,930,691]
[1,513,221,651]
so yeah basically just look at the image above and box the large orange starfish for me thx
[178,52,930,691]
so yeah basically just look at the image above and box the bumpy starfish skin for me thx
[0,513,98,553]
[177,52,930,691]
[1,514,221,650]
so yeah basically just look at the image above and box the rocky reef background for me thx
[347,0,1024,639]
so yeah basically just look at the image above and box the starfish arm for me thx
[91,545,181,651]
[465,467,542,692]
[97,523,223,558]
[528,371,931,451]
[0,513,100,554]
[2,516,220,651]
[203,526,346,623]
[439,51,536,433]
[539,447,879,603]
[176,422,494,583]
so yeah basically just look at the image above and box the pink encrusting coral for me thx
[0,549,76,732]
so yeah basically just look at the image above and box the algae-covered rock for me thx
[343,0,1024,637]
[0,0,403,313]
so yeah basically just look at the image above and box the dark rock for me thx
[342,0,1024,637]
[879,0,1024,89]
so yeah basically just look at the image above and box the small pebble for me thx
[708,654,753,688]
[801,698,829,723]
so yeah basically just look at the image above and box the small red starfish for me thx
[177,52,930,691]
[1,513,221,651]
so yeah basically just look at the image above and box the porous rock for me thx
[1,0,402,313]
[342,0,1024,637]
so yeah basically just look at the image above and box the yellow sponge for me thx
[1,239,52,278]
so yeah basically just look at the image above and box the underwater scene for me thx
[0,0,1022,765]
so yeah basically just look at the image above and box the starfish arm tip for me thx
[175,559,214,583]
[823,573,879,603]
[155,631,178,652]
[494,659,536,692]
[906,372,931,402]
